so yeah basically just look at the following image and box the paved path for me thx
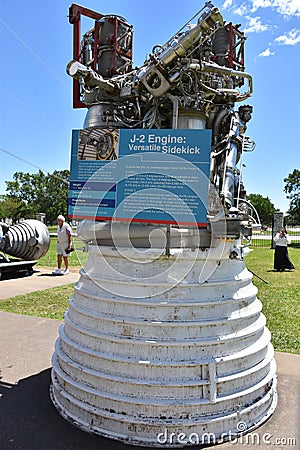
[0,310,299,450]
[0,267,80,300]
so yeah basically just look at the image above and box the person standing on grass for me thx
[52,215,72,275]
[273,228,295,272]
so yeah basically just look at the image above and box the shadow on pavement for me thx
[37,273,64,277]
[0,369,154,450]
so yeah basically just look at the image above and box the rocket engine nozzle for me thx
[0,219,50,261]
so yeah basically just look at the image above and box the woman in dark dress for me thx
[274,228,295,271]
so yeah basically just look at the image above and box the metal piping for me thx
[66,60,117,92]
[201,62,253,100]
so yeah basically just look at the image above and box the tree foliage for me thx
[284,169,300,223]
[246,193,277,225]
[0,195,25,220]
[4,169,69,223]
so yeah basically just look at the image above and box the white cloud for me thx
[223,0,234,8]
[258,47,275,57]
[235,3,248,15]
[224,0,300,17]
[251,0,300,16]
[243,16,270,33]
[251,0,272,11]
[275,29,300,45]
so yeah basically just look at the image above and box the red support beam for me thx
[68,4,104,108]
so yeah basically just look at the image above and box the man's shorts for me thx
[56,243,70,257]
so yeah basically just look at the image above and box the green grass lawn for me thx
[245,247,299,355]
[0,246,299,354]
[36,236,88,268]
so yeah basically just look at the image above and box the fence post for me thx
[271,212,284,249]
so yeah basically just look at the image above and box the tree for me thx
[284,169,300,223]
[0,195,26,220]
[5,169,70,223]
[246,193,277,225]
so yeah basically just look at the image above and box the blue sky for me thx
[0,0,299,213]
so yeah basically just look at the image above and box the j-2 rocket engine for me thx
[66,1,255,219]
[50,3,277,447]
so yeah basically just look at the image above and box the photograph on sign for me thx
[77,128,119,161]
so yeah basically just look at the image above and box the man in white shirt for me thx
[52,215,73,275]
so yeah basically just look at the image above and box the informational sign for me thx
[68,128,211,226]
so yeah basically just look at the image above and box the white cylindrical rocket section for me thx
[50,239,277,447]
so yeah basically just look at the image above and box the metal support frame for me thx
[68,4,133,108]
[69,4,104,108]
[227,23,245,86]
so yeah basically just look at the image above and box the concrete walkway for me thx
[0,309,299,449]
[0,267,80,300]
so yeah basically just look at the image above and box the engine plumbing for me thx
[66,1,256,231]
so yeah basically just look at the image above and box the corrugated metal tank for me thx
[50,234,277,447]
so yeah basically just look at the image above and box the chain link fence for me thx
[248,224,300,249]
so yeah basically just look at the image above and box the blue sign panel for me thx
[68,128,211,226]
